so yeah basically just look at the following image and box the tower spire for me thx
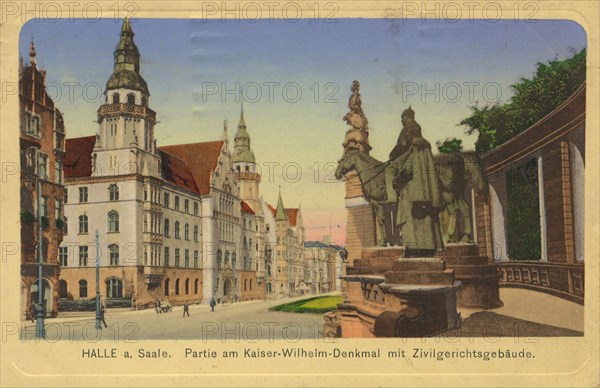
[239,97,246,128]
[29,39,36,67]
[276,186,287,221]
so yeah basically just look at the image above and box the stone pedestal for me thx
[338,247,461,338]
[435,243,502,309]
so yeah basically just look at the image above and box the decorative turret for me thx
[275,186,287,222]
[105,18,149,96]
[232,102,256,165]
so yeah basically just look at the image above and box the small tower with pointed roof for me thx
[94,18,160,178]
[233,104,261,214]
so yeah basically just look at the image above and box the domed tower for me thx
[93,18,160,178]
[232,104,261,213]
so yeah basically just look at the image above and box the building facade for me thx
[19,42,66,319]
[303,241,343,294]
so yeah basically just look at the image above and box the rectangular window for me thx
[185,249,189,268]
[40,196,48,217]
[164,193,170,208]
[55,200,62,222]
[193,202,199,216]
[55,161,63,184]
[64,188,68,204]
[184,199,189,213]
[79,246,88,266]
[175,248,180,268]
[59,246,68,267]
[39,154,48,179]
[175,196,180,211]
[164,247,170,267]
[194,251,199,268]
[79,187,88,203]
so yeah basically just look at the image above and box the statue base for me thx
[337,247,461,338]
[435,243,503,309]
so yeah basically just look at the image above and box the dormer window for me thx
[113,93,120,104]
[127,93,135,105]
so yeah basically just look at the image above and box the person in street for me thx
[155,298,161,314]
[183,303,190,317]
[99,305,108,328]
[209,297,216,312]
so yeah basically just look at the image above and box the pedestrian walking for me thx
[183,303,190,317]
[99,305,108,328]
[155,298,161,314]
[209,297,216,312]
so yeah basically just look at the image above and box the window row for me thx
[163,192,199,216]
[59,245,199,268]
[163,219,199,241]
[164,277,200,297]
[161,247,200,268]
[216,250,237,270]
[71,211,119,234]
[72,277,123,299]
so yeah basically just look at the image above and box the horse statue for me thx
[335,149,393,247]
[335,148,489,246]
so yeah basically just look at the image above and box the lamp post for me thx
[95,230,102,330]
[26,146,45,339]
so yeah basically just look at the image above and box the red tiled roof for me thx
[158,150,200,194]
[266,204,300,226]
[241,200,255,215]
[64,136,96,178]
[159,141,224,195]
[286,208,299,227]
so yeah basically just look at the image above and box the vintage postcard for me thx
[0,1,598,386]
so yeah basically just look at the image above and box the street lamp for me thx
[25,146,45,339]
[95,230,102,330]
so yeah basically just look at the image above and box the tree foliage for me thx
[460,49,586,152]
[436,138,463,154]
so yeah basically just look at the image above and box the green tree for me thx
[461,49,586,152]
[436,138,463,153]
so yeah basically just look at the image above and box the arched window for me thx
[185,279,190,295]
[127,93,135,105]
[194,279,199,294]
[79,279,87,298]
[108,211,119,232]
[250,279,253,290]
[193,225,199,242]
[175,221,180,239]
[244,279,247,291]
[217,250,222,270]
[175,279,180,295]
[108,184,119,201]
[164,278,170,296]
[164,219,170,237]
[78,214,88,234]
[105,277,123,298]
[224,251,230,266]
[112,93,120,104]
[184,223,190,240]
[58,280,68,299]
[231,253,236,270]
[109,244,119,265]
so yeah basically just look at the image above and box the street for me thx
[20,296,331,342]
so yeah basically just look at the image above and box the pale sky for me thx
[20,18,586,244]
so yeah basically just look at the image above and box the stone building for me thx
[19,41,66,319]
[59,19,269,308]
[269,189,305,297]
[303,241,343,294]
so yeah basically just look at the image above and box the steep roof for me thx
[159,141,224,195]
[158,150,200,194]
[64,136,96,178]
[64,136,201,195]
[267,204,300,227]
[241,200,255,215]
